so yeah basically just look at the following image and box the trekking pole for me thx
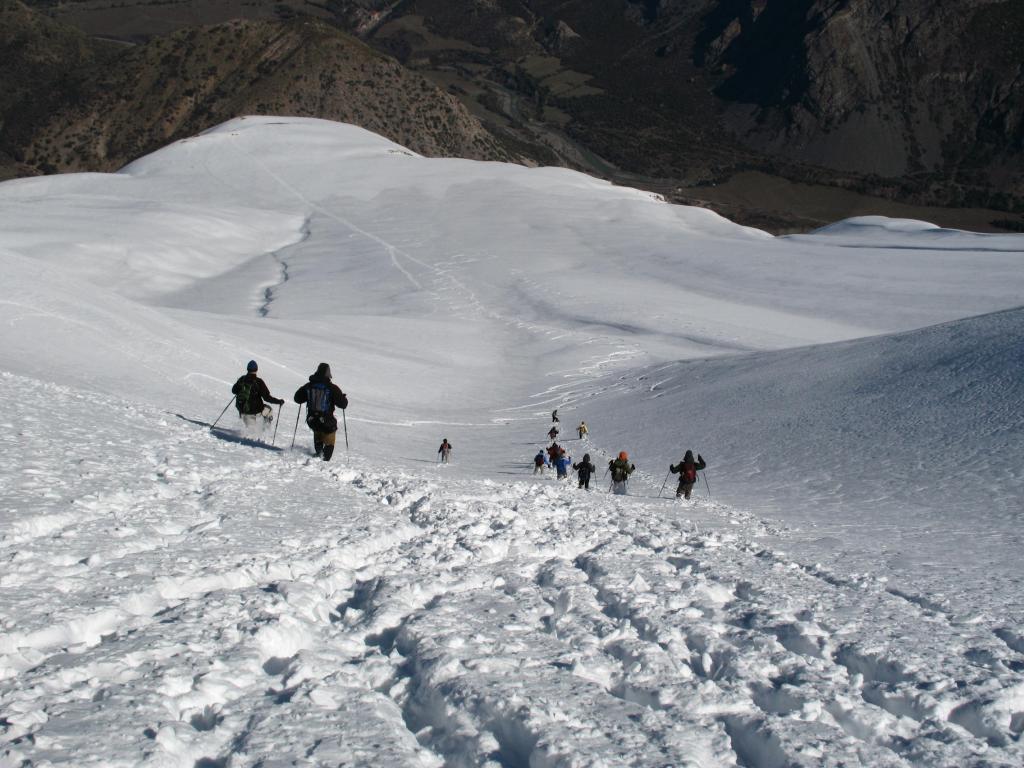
[702,471,711,500]
[210,398,234,431]
[290,406,301,449]
[271,404,282,446]
[659,470,671,498]
[342,409,349,450]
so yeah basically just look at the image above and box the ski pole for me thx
[290,406,301,449]
[342,409,349,450]
[659,470,671,498]
[271,404,281,446]
[210,398,234,431]
[702,471,711,500]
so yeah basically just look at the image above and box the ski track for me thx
[225,130,647,395]
[2,373,1023,766]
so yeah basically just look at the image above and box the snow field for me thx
[2,117,1024,765]
[3,373,1023,766]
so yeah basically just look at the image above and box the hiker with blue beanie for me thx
[231,360,284,434]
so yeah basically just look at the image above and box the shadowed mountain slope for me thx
[1,1,521,176]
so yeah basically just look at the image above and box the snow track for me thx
[4,374,1020,766]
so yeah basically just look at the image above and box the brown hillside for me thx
[8,7,521,175]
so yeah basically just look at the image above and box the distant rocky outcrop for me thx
[1,1,520,176]
[328,0,1024,207]
[696,0,1024,200]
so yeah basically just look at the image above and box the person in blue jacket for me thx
[555,450,572,479]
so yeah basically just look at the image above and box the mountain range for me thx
[4,0,1023,232]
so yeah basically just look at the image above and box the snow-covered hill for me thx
[2,117,1023,766]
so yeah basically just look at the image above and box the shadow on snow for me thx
[174,413,285,453]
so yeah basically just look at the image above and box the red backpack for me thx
[682,464,697,483]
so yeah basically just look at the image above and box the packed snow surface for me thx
[1,117,1023,766]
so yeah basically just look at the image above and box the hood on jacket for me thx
[309,363,332,383]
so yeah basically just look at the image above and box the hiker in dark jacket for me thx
[438,439,452,463]
[670,450,707,500]
[231,360,284,433]
[573,453,596,489]
[548,425,559,441]
[546,442,562,466]
[534,450,549,474]
[608,451,635,495]
[552,409,559,423]
[294,362,348,461]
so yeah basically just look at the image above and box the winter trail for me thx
[3,373,1022,766]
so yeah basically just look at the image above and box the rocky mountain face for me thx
[0,0,114,177]
[696,0,1024,204]
[0,0,518,178]
[9,0,1024,227]
[327,0,1023,209]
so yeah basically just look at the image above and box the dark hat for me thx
[247,360,258,372]
[315,362,332,379]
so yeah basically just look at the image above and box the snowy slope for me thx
[2,117,1024,766]
[591,306,1024,618]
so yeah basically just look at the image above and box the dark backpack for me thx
[305,382,337,433]
[682,464,697,483]
[235,379,257,412]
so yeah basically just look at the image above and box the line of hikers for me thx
[230,362,707,494]
[546,420,588,442]
[535,445,706,498]
[538,410,706,498]
[231,360,348,461]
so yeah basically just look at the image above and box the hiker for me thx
[577,421,588,439]
[548,425,559,441]
[231,360,284,434]
[293,362,348,461]
[573,453,596,489]
[555,450,572,479]
[608,451,635,495]
[534,450,548,474]
[438,439,453,463]
[670,450,707,500]
[546,441,562,467]
[552,409,559,423]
